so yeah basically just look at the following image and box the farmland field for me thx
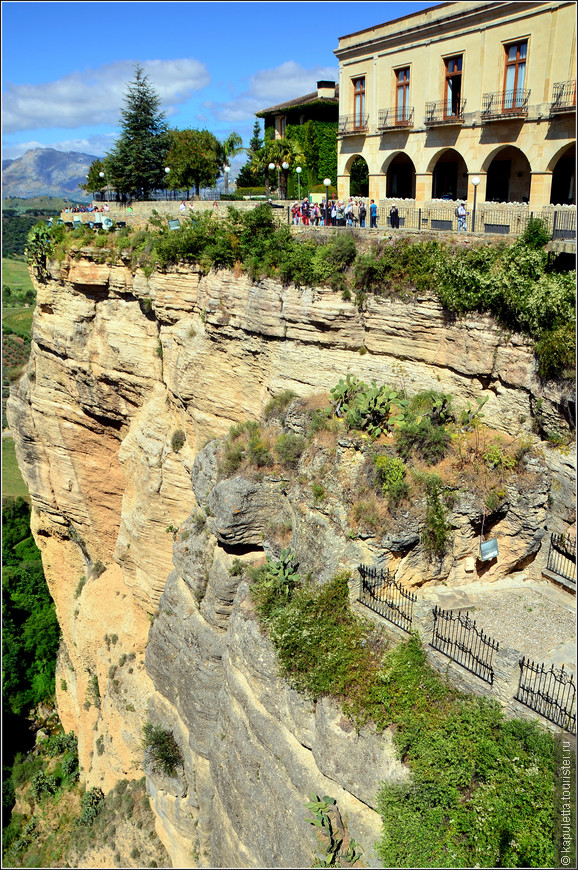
[2,436,29,502]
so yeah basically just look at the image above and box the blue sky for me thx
[2,1,437,169]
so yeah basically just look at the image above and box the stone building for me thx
[256,81,339,192]
[334,0,576,209]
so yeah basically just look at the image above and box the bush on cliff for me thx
[38,205,575,378]
[250,553,561,869]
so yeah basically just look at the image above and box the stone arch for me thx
[381,152,416,199]
[426,148,469,200]
[344,154,369,197]
[548,143,575,205]
[483,145,532,203]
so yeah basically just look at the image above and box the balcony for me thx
[424,99,467,126]
[337,115,369,136]
[481,88,530,121]
[550,80,576,115]
[378,107,415,130]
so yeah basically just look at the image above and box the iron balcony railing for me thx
[378,107,415,130]
[482,88,531,120]
[550,80,576,114]
[424,99,467,126]
[546,533,576,584]
[338,114,369,135]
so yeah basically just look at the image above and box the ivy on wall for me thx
[263,112,338,198]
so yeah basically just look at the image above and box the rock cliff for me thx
[7,248,575,867]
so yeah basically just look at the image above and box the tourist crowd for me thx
[65,204,110,213]
[290,197,381,228]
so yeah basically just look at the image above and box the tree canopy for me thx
[103,64,169,199]
[165,128,224,197]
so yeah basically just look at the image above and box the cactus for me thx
[330,374,363,416]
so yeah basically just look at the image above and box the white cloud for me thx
[208,61,338,124]
[2,58,210,134]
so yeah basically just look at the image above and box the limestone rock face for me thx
[6,249,574,867]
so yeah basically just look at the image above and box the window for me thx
[444,56,463,116]
[503,41,527,109]
[395,68,410,122]
[353,77,365,128]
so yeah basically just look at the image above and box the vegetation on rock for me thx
[248,553,565,869]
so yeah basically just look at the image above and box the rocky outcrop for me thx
[6,247,575,867]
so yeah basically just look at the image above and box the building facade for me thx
[256,81,339,192]
[334,0,576,209]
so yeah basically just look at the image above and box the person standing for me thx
[389,203,400,229]
[359,200,367,227]
[456,201,468,232]
[370,199,378,228]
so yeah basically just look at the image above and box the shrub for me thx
[264,390,296,421]
[275,433,306,468]
[395,417,451,465]
[30,770,58,802]
[374,455,409,507]
[76,787,104,826]
[171,429,186,452]
[421,475,452,559]
[142,723,183,777]
[520,216,551,249]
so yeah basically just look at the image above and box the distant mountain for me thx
[2,148,98,200]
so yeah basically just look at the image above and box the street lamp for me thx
[296,166,302,200]
[99,171,105,203]
[224,165,231,195]
[324,178,331,225]
[164,166,170,200]
[471,176,480,233]
[268,162,278,199]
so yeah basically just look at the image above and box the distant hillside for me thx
[2,148,97,200]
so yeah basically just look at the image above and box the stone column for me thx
[369,173,383,203]
[414,173,433,207]
[529,171,553,210]
[338,173,350,201]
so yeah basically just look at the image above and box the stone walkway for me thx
[416,573,576,670]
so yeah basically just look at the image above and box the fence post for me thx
[418,208,421,231]
[553,210,558,238]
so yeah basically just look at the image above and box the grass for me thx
[2,437,29,502]
[2,307,34,336]
[2,256,35,294]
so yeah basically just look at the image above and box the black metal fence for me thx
[357,565,417,633]
[515,657,577,734]
[430,606,500,685]
[376,204,576,240]
[546,533,576,585]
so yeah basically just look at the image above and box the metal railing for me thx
[338,115,369,135]
[546,533,576,584]
[357,565,417,633]
[515,657,576,733]
[542,210,577,240]
[551,80,576,114]
[378,107,415,130]
[424,99,467,126]
[430,606,500,685]
[482,88,531,120]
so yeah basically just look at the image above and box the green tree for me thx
[165,128,223,197]
[220,132,244,193]
[103,64,169,200]
[264,138,306,199]
[237,121,265,187]
[79,159,105,197]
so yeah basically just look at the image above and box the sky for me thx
[2,1,438,172]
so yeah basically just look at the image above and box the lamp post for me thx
[296,166,302,200]
[471,176,480,233]
[324,178,331,225]
[98,170,105,202]
[224,165,231,195]
[164,166,170,200]
[268,162,278,199]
